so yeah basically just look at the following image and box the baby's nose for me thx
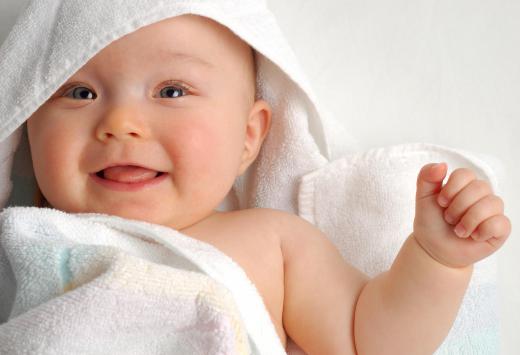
[95,106,151,142]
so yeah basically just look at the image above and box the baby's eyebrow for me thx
[157,49,215,69]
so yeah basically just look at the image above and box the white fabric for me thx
[0,127,21,208]
[0,1,499,354]
[0,207,285,355]
[298,143,500,354]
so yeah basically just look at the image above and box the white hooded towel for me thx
[0,1,501,354]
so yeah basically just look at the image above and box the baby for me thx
[25,14,511,355]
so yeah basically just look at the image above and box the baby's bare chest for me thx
[182,212,287,347]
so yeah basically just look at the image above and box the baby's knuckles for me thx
[450,168,477,185]
[442,179,494,224]
[438,168,477,204]
[459,195,504,234]
[469,179,493,195]
[474,215,512,243]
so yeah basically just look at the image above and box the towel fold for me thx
[0,207,286,355]
[298,142,500,354]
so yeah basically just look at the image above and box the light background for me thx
[1,0,518,353]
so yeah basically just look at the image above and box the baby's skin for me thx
[24,14,511,355]
[181,163,511,354]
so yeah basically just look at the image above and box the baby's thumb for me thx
[416,163,448,201]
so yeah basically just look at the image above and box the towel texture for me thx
[0,0,352,214]
[0,207,286,355]
[298,143,500,354]
[0,1,500,354]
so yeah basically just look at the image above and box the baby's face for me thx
[26,15,271,229]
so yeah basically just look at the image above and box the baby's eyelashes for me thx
[65,86,97,100]
[155,80,192,99]
[157,85,188,98]
[59,81,191,100]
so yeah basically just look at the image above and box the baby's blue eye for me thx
[66,87,97,100]
[159,86,187,99]
[61,83,189,100]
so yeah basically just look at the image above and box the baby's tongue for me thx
[103,166,158,183]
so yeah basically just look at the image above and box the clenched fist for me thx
[413,163,511,268]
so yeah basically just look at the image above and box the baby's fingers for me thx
[443,179,493,225]
[437,168,477,207]
[471,215,511,246]
[454,195,504,239]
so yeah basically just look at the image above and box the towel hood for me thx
[0,0,357,212]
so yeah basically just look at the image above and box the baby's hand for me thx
[412,163,511,268]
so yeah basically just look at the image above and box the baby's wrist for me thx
[408,233,474,273]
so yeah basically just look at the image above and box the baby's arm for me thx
[354,235,472,354]
[280,212,369,354]
[281,163,510,355]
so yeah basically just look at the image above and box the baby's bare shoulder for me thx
[232,208,316,240]
[235,208,329,252]
[231,207,307,227]
[212,207,293,231]
[212,208,288,236]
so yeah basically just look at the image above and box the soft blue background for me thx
[1,1,518,353]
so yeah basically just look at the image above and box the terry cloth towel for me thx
[298,143,501,355]
[0,0,501,354]
[0,207,286,355]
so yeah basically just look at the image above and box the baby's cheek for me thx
[168,123,229,163]
[33,137,84,207]
[190,131,228,176]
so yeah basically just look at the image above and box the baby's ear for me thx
[237,99,272,175]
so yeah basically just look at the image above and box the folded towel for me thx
[298,143,500,354]
[0,207,286,355]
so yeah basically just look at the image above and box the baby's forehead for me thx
[142,15,252,61]
[91,15,255,75]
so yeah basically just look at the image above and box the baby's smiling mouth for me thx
[96,165,165,183]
